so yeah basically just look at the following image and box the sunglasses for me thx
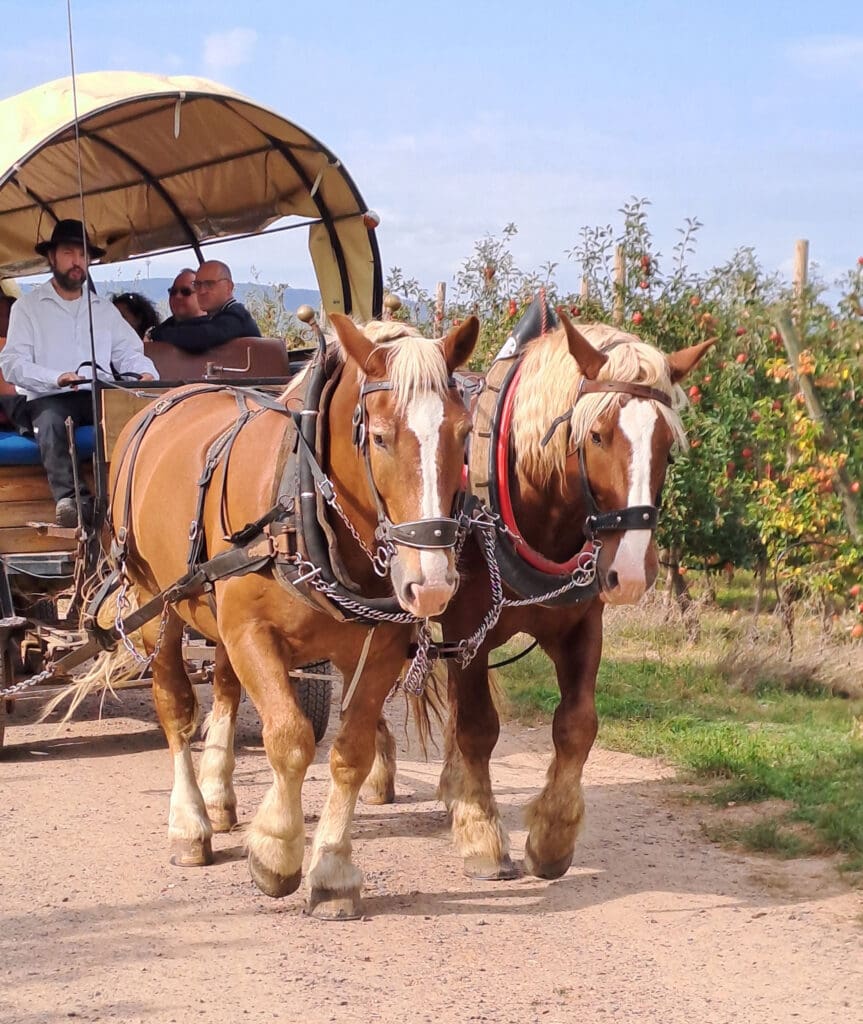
[168,286,194,297]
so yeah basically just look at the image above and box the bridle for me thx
[351,377,464,573]
[542,376,674,541]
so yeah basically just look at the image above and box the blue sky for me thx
[1,0,861,296]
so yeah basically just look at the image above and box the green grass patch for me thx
[494,622,863,871]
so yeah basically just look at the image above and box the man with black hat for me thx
[0,219,157,527]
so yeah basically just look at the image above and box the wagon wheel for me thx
[291,661,334,744]
[0,639,17,753]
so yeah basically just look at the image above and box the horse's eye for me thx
[372,433,386,449]
[590,431,602,447]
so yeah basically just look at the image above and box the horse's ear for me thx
[560,311,608,380]
[442,315,479,371]
[328,313,386,376]
[667,338,716,383]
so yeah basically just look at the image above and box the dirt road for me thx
[1,686,860,1024]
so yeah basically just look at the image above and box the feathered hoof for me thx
[523,842,572,880]
[463,853,521,881]
[247,853,302,898]
[206,805,238,833]
[360,784,395,806]
[169,836,213,867]
[307,886,363,921]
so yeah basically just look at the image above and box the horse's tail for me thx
[38,587,148,725]
[406,657,508,758]
[406,661,447,760]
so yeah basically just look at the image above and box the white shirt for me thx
[0,280,159,400]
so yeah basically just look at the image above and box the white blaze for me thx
[610,401,658,588]
[406,392,448,582]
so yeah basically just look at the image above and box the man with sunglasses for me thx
[155,268,204,329]
[0,219,157,527]
[149,260,260,352]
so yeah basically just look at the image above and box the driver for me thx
[0,219,157,527]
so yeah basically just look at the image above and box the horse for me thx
[363,307,712,881]
[104,313,478,919]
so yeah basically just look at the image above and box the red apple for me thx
[632,311,644,325]
[741,447,753,459]
[851,481,861,493]
[750,411,761,423]
[735,326,747,336]
[736,353,747,364]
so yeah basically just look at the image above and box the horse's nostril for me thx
[606,570,619,590]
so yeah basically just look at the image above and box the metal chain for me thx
[114,564,170,667]
[402,620,432,696]
[454,506,600,668]
[0,666,58,699]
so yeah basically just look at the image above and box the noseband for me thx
[542,377,673,540]
[352,378,462,573]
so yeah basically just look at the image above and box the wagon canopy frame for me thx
[0,71,382,320]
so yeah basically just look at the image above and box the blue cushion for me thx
[0,425,96,466]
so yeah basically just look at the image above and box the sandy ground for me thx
[1,683,861,1024]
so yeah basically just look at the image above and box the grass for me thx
[496,590,863,873]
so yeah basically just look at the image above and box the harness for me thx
[467,300,672,607]
[81,340,471,696]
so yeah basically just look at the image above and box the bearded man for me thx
[0,219,157,526]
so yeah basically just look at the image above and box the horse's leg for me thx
[523,608,601,879]
[307,643,406,920]
[359,715,396,805]
[221,620,315,899]
[198,643,240,832]
[439,659,518,880]
[147,608,213,867]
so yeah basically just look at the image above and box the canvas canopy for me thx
[0,71,382,320]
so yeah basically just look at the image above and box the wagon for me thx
[0,71,384,749]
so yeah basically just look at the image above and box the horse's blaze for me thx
[603,400,660,604]
[389,391,458,618]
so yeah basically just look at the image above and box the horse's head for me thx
[558,314,713,604]
[513,313,712,606]
[329,314,478,618]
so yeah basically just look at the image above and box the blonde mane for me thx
[512,322,688,486]
[278,320,449,412]
[359,320,450,415]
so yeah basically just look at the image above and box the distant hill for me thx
[22,277,321,314]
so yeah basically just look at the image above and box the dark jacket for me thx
[151,298,261,353]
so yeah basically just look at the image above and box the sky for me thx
[1,0,861,298]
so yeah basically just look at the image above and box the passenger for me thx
[149,260,261,352]
[0,219,157,527]
[159,268,204,329]
[112,291,160,339]
[0,279,26,428]
[0,278,19,341]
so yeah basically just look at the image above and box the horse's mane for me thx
[360,320,450,415]
[512,322,688,487]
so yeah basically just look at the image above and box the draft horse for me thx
[366,307,712,881]
[107,313,477,918]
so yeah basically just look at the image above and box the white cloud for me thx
[787,35,863,83]
[202,28,258,74]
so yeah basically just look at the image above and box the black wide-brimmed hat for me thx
[35,219,106,258]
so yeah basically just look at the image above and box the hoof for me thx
[523,842,572,880]
[464,853,521,881]
[360,786,395,806]
[308,886,363,921]
[169,836,213,867]
[206,805,238,833]
[248,853,302,899]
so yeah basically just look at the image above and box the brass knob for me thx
[296,305,316,324]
